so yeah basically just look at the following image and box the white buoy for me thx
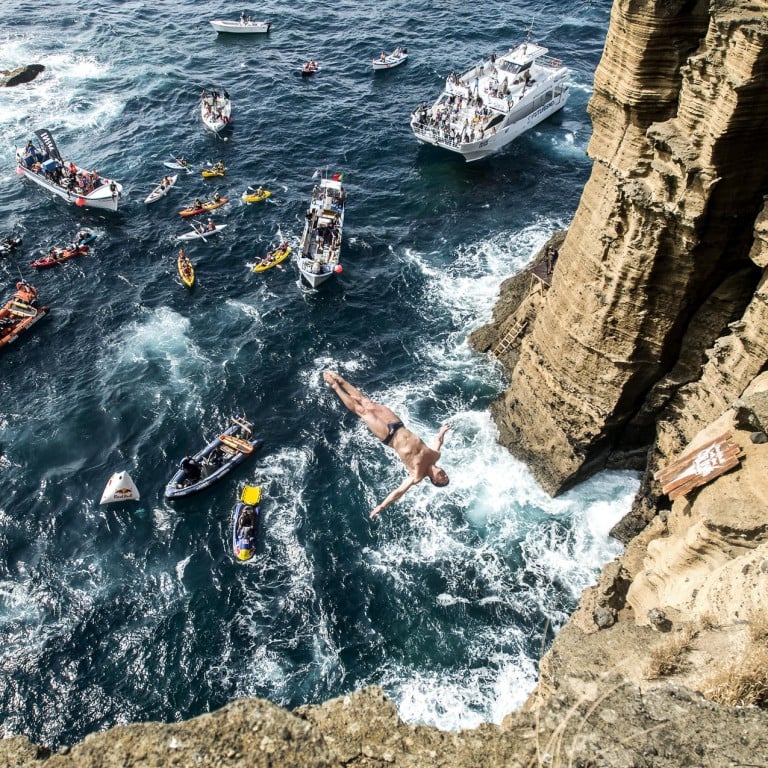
[99,471,140,504]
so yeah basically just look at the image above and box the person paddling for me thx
[323,371,451,518]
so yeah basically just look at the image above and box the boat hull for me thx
[179,198,228,217]
[144,174,177,204]
[176,224,227,241]
[201,92,232,134]
[253,245,291,272]
[297,175,345,288]
[412,91,569,162]
[410,42,570,162]
[0,283,50,349]
[372,53,408,70]
[165,422,263,500]
[210,19,270,34]
[16,161,122,211]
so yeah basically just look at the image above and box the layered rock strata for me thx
[485,0,768,496]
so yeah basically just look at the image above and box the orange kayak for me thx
[179,198,228,217]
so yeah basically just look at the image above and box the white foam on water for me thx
[0,43,123,163]
[350,229,640,731]
[216,445,345,702]
[96,306,207,408]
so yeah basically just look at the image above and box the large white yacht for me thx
[410,40,569,162]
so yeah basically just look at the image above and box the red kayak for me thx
[31,243,89,269]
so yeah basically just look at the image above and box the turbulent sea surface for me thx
[0,0,637,748]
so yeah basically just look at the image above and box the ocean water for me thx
[0,0,637,748]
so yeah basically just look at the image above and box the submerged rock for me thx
[1,64,45,87]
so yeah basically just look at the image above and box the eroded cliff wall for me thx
[489,0,768,496]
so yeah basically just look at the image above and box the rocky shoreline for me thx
[4,0,768,765]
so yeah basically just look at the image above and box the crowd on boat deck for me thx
[411,48,545,147]
[20,141,112,196]
[411,91,496,147]
[200,89,231,124]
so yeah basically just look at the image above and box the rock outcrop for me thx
[1,64,45,87]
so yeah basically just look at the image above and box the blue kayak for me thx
[232,485,262,561]
[77,230,97,246]
[165,418,264,500]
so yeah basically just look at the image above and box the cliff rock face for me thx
[489,0,768,496]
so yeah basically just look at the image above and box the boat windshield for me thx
[497,60,532,76]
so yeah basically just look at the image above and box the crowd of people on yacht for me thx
[411,91,496,147]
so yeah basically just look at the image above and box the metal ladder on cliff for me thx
[493,318,527,358]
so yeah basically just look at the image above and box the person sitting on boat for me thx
[180,456,201,482]
[237,505,257,540]
[213,192,221,203]
[194,198,203,208]
[206,218,216,231]
[379,52,386,62]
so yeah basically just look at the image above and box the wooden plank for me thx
[655,433,742,500]
[219,434,254,454]
[657,443,741,489]
[654,432,731,482]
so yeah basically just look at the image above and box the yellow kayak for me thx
[177,248,195,287]
[202,165,226,178]
[253,243,291,272]
[242,188,271,203]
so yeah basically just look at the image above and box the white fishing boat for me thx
[200,89,232,133]
[410,38,569,162]
[144,174,177,204]
[210,16,271,34]
[372,47,408,70]
[297,172,346,289]
[16,129,123,211]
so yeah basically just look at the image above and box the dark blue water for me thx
[0,0,637,748]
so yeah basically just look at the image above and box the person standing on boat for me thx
[323,371,451,518]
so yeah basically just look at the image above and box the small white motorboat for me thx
[201,88,232,133]
[210,17,271,34]
[17,128,123,211]
[372,47,408,70]
[144,174,177,204]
